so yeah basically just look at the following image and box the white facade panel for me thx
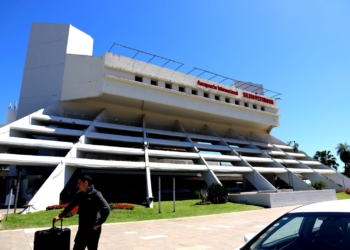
[66,24,93,56]
[62,55,103,100]
[18,23,94,119]
[5,109,17,125]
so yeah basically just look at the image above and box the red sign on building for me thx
[242,92,274,105]
[197,80,238,95]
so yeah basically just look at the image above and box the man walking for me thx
[54,174,110,250]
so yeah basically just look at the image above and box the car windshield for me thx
[244,212,350,250]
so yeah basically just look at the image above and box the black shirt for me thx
[59,185,110,227]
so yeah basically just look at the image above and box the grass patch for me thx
[2,200,262,230]
[336,191,350,200]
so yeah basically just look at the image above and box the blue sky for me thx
[0,1,349,170]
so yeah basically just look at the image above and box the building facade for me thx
[1,23,348,212]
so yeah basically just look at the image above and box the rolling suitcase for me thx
[34,218,71,250]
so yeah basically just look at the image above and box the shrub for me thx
[207,183,228,204]
[109,203,115,210]
[195,188,208,202]
[311,181,328,190]
[46,203,69,210]
[109,203,134,210]
[115,204,134,210]
[46,203,78,217]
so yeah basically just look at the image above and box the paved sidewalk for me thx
[0,205,298,250]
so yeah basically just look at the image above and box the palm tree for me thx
[287,141,299,153]
[335,143,350,176]
[313,150,339,171]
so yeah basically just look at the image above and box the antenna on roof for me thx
[14,101,17,109]
[8,102,12,110]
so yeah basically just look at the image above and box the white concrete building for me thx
[1,23,348,212]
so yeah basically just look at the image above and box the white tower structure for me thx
[17,23,93,119]
[0,23,347,213]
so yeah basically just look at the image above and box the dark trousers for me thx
[73,226,101,250]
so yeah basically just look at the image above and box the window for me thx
[257,216,304,247]
[225,98,230,103]
[204,93,209,98]
[179,87,185,92]
[253,105,257,109]
[165,83,171,89]
[248,212,350,250]
[151,80,157,86]
[135,76,143,82]
[235,100,240,105]
[215,95,220,100]
[192,90,197,95]
[244,103,248,107]
[261,106,265,111]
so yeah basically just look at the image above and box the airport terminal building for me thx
[1,23,348,212]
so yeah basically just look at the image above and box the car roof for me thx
[290,199,350,213]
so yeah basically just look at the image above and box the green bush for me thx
[195,188,208,202]
[311,181,328,190]
[109,203,115,210]
[207,183,228,204]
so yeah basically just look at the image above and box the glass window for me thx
[179,87,185,92]
[151,80,157,86]
[261,216,303,246]
[165,83,171,89]
[135,76,143,82]
[245,212,350,250]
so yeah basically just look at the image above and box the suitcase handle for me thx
[52,218,63,230]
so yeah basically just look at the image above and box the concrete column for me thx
[275,172,314,191]
[176,121,221,186]
[144,147,154,208]
[23,109,105,213]
[205,125,276,191]
[303,172,342,190]
[23,161,75,213]
[326,173,350,190]
[143,115,153,208]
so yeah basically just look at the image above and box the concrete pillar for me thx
[143,115,153,208]
[275,172,314,191]
[23,161,75,213]
[243,171,276,191]
[303,172,342,190]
